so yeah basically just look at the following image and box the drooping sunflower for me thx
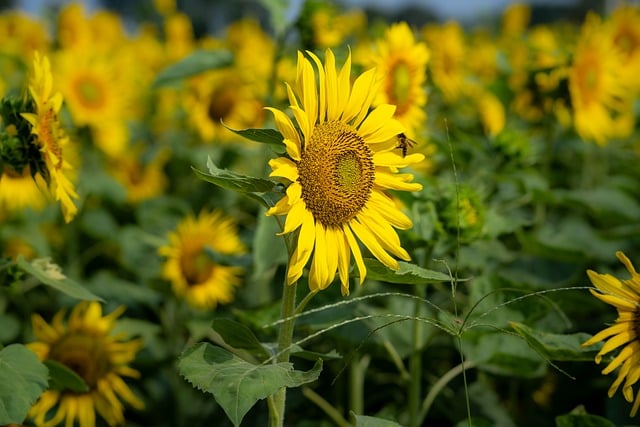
[583,251,640,416]
[367,21,430,138]
[265,49,424,295]
[158,210,247,309]
[568,13,632,145]
[27,301,144,427]
[21,52,79,223]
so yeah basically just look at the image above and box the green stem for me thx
[418,360,476,425]
[303,387,351,427]
[269,280,298,427]
[349,353,369,416]
[408,285,425,427]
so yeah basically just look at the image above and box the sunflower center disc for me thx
[297,121,374,228]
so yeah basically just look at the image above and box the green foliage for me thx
[43,360,89,393]
[510,322,599,362]
[153,49,233,87]
[178,343,322,426]
[0,344,48,425]
[15,256,103,301]
[352,413,404,426]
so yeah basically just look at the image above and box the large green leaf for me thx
[352,413,403,426]
[43,360,88,393]
[210,318,272,362]
[15,256,103,301]
[510,322,600,362]
[179,343,322,427]
[222,126,285,153]
[362,258,457,284]
[0,344,49,425]
[153,49,233,87]
[192,157,282,207]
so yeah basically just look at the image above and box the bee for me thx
[396,133,417,157]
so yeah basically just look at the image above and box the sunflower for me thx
[108,148,169,204]
[27,301,144,427]
[184,68,265,143]
[265,49,424,295]
[367,22,430,138]
[422,21,466,104]
[568,13,632,145]
[21,52,79,223]
[582,251,640,416]
[158,210,247,309]
[0,165,47,214]
[610,4,640,94]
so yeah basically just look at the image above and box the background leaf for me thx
[15,256,103,301]
[362,258,456,284]
[223,126,286,153]
[179,343,322,427]
[510,322,599,362]
[351,413,404,426]
[0,344,49,425]
[153,49,233,87]
[43,360,89,393]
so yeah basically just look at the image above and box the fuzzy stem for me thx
[269,280,298,427]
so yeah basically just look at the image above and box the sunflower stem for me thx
[408,284,425,427]
[270,280,298,427]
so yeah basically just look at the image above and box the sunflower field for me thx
[1,0,640,426]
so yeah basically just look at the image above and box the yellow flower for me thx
[501,2,531,38]
[27,301,144,427]
[423,21,466,104]
[108,149,169,204]
[477,90,505,137]
[184,68,265,143]
[610,4,640,94]
[159,210,247,309]
[0,165,47,214]
[21,52,79,223]
[368,22,430,138]
[583,251,640,416]
[569,13,632,145]
[265,49,423,295]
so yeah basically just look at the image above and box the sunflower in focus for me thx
[582,251,640,416]
[27,301,144,427]
[367,22,430,138]
[21,52,79,223]
[265,49,424,295]
[569,13,632,145]
[159,210,247,309]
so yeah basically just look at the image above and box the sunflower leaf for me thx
[210,318,273,362]
[0,344,49,425]
[509,322,600,362]
[362,258,457,284]
[152,49,233,87]
[351,413,404,426]
[221,124,286,153]
[192,157,282,207]
[179,343,322,427]
[15,256,103,301]
[43,360,89,393]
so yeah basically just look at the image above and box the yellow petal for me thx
[269,157,298,181]
[344,223,366,285]
[287,209,315,284]
[349,218,398,270]
[342,67,377,125]
[375,171,423,191]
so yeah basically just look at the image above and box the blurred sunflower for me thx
[159,210,247,309]
[108,149,169,204]
[184,68,265,143]
[27,301,144,427]
[423,21,466,104]
[569,13,632,145]
[0,165,47,214]
[582,251,640,416]
[368,22,430,138]
[21,52,79,223]
[610,4,640,94]
[265,49,423,295]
